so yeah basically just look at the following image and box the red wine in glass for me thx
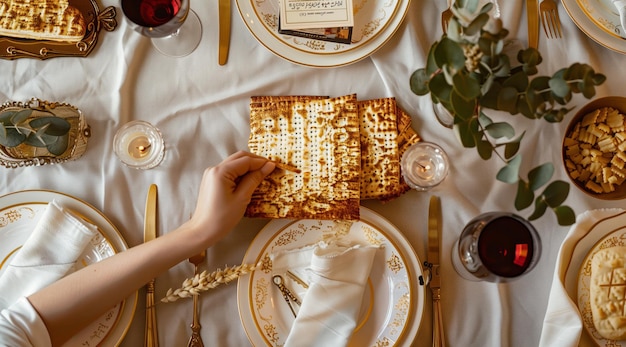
[453,212,541,282]
[121,0,202,57]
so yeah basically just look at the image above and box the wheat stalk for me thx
[161,263,258,303]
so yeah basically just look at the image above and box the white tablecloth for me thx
[0,0,624,346]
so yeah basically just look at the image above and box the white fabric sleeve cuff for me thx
[0,297,51,347]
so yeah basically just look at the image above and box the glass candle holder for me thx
[400,142,449,191]
[113,120,164,169]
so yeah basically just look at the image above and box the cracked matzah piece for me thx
[591,247,626,340]
[0,0,86,42]
[358,97,400,200]
[246,94,361,220]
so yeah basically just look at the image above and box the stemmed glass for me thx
[452,212,541,282]
[121,0,202,57]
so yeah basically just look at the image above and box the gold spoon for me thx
[187,250,206,347]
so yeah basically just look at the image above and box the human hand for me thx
[189,151,275,243]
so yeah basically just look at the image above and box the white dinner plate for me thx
[237,206,424,346]
[576,215,626,346]
[562,0,626,54]
[560,210,626,346]
[0,190,137,347]
[236,0,411,67]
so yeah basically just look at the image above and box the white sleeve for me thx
[0,297,51,347]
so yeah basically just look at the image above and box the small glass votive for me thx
[401,142,449,191]
[113,120,164,169]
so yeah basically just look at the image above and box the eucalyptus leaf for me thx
[528,198,548,221]
[496,154,521,183]
[410,69,430,95]
[465,12,490,35]
[504,131,524,159]
[451,90,477,120]
[554,205,576,226]
[541,180,570,207]
[47,134,69,156]
[0,110,16,124]
[0,128,25,147]
[528,163,554,190]
[515,179,534,210]
[477,139,492,159]
[453,71,482,100]
[430,73,453,102]
[496,86,518,114]
[10,109,33,125]
[485,122,515,139]
[29,117,71,136]
[434,37,466,71]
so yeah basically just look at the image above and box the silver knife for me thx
[527,0,539,49]
[428,195,445,347]
[144,184,159,347]
[218,0,231,65]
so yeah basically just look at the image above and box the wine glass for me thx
[451,212,541,282]
[121,0,202,57]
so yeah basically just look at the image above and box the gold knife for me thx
[218,0,231,65]
[428,195,445,347]
[527,0,539,49]
[144,184,159,347]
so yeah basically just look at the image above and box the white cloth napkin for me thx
[0,200,98,310]
[538,209,625,347]
[272,241,379,347]
[613,0,626,35]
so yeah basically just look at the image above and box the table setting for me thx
[4,0,626,346]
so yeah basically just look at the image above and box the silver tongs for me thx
[273,275,301,317]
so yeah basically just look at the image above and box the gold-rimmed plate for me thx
[236,0,410,67]
[0,190,137,347]
[0,0,117,60]
[576,214,626,346]
[237,206,424,346]
[562,0,626,54]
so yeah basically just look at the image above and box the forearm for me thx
[28,220,215,346]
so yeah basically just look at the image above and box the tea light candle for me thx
[401,142,449,191]
[113,121,164,169]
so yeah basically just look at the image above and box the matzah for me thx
[590,247,626,340]
[0,0,86,42]
[358,97,400,200]
[246,94,361,220]
[384,105,421,201]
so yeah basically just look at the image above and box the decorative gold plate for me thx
[237,206,424,346]
[0,0,117,60]
[0,190,137,347]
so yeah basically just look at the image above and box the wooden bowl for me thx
[562,96,626,200]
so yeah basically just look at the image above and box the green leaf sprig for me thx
[0,108,71,156]
[409,0,606,225]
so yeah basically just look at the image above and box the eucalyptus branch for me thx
[409,0,606,226]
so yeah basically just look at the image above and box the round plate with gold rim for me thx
[562,0,626,54]
[237,206,424,346]
[236,0,410,67]
[576,218,626,346]
[0,190,137,347]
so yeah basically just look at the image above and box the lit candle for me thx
[113,121,164,169]
[128,135,152,159]
[401,142,449,191]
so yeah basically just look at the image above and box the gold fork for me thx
[441,0,453,34]
[539,0,562,38]
[187,250,206,347]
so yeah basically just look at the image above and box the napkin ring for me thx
[0,98,91,168]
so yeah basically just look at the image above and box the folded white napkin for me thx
[613,0,626,35]
[0,199,98,310]
[272,241,379,347]
[538,209,624,347]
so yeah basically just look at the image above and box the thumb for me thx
[235,161,275,197]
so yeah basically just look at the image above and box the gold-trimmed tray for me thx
[0,0,117,60]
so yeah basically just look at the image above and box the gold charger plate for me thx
[0,190,137,347]
[0,0,117,60]
[576,211,626,346]
[237,206,424,346]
